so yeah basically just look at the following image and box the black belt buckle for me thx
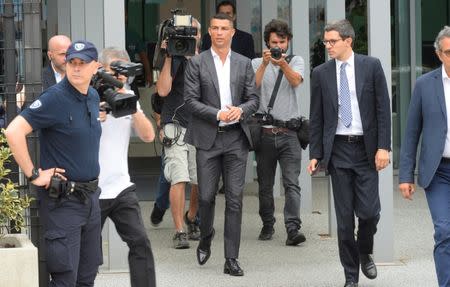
[336,135,362,143]
[345,135,362,143]
[218,123,240,133]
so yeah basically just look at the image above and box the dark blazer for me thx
[201,29,256,59]
[309,53,391,169]
[184,49,259,150]
[399,67,446,188]
[42,64,57,91]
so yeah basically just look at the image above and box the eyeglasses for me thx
[322,38,343,47]
[440,49,450,58]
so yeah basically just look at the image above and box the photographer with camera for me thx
[251,19,306,246]
[97,47,156,287]
[6,40,102,286]
[154,16,201,249]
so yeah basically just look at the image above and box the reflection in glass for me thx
[346,0,367,55]
[309,0,326,72]
[420,0,449,75]
[391,0,411,169]
[250,0,262,56]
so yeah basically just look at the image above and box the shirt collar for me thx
[51,62,63,78]
[210,47,231,61]
[60,77,89,102]
[336,51,355,70]
[441,64,450,80]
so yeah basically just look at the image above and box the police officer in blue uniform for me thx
[5,40,102,287]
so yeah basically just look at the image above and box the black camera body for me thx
[92,61,142,118]
[270,47,283,60]
[110,60,143,77]
[153,9,197,71]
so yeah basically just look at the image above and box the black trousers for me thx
[196,129,249,259]
[100,186,156,287]
[256,130,302,232]
[328,138,380,283]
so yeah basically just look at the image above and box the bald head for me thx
[47,35,71,75]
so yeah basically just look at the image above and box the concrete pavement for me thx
[95,176,438,287]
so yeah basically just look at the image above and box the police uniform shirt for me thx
[21,77,101,182]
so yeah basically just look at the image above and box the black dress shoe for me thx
[360,254,377,279]
[344,282,358,287]
[285,229,306,246]
[224,258,244,276]
[196,228,215,265]
[258,226,275,240]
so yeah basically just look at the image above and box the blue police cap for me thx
[66,40,98,63]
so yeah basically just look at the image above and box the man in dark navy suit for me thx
[307,20,391,287]
[201,1,255,59]
[399,26,450,287]
[42,35,71,90]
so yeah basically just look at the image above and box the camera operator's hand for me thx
[270,53,287,66]
[99,102,107,122]
[262,49,272,66]
[161,40,168,50]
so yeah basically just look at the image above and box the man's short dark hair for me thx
[216,1,236,15]
[324,19,355,46]
[263,19,293,47]
[210,13,234,27]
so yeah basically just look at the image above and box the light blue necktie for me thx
[339,62,352,127]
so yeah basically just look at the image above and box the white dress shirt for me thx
[211,48,236,126]
[335,52,363,135]
[441,66,450,157]
[51,62,63,83]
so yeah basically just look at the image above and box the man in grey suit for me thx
[399,26,450,287]
[307,20,391,287]
[42,35,71,90]
[184,13,259,276]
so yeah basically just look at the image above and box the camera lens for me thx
[174,39,188,54]
[270,47,282,60]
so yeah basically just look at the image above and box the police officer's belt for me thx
[64,179,98,194]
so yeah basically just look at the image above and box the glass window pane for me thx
[250,0,262,56]
[391,0,411,169]
[309,0,326,72]
[346,0,367,55]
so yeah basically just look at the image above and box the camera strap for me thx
[267,55,295,114]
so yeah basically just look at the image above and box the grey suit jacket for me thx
[399,67,447,188]
[309,53,391,170]
[184,49,259,150]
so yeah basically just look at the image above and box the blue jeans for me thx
[255,130,302,232]
[425,161,450,287]
[155,150,170,210]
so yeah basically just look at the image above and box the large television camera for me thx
[92,61,142,118]
[153,9,197,71]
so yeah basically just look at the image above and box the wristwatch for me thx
[28,167,40,182]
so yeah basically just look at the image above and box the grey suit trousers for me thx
[196,128,249,259]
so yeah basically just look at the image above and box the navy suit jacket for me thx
[309,53,391,170]
[183,49,259,150]
[201,29,256,59]
[42,64,57,91]
[399,67,448,188]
